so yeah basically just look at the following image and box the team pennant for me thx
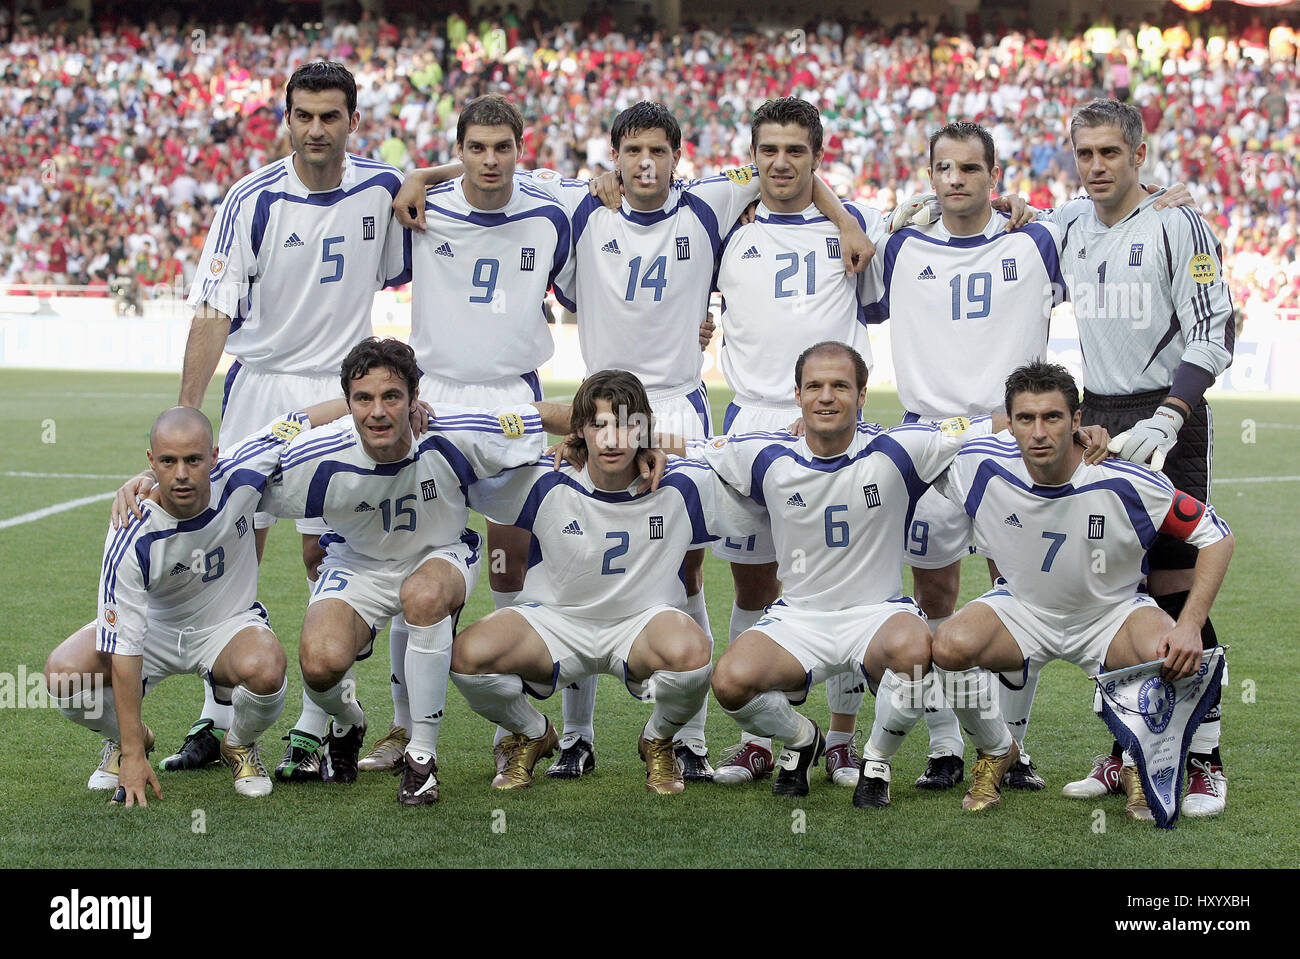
[1093,647,1226,829]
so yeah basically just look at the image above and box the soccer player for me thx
[706,341,1006,807]
[862,121,1066,791]
[176,61,409,781]
[708,97,888,787]
[451,369,764,794]
[44,401,349,804]
[251,337,564,804]
[1047,100,1235,815]
[931,361,1233,819]
[355,93,574,773]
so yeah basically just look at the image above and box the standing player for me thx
[177,61,409,782]
[256,338,562,804]
[931,362,1233,819]
[355,94,573,773]
[706,341,1011,808]
[451,370,763,794]
[708,97,887,787]
[44,402,348,804]
[1047,100,1235,815]
[862,121,1064,791]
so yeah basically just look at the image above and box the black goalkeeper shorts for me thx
[1081,387,1213,572]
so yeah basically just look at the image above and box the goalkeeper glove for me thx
[889,193,940,232]
[1108,404,1184,472]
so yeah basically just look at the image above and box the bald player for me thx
[44,400,354,804]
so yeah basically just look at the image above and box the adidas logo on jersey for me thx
[355,502,376,512]
[741,245,760,259]
[283,232,305,249]
[917,266,936,280]
[562,520,583,535]
[601,239,621,255]
[169,562,191,576]
[434,242,454,258]
[1004,513,1023,529]
[786,493,807,508]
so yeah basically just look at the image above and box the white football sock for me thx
[728,603,765,643]
[935,666,1012,756]
[923,616,965,757]
[291,688,331,739]
[55,682,119,740]
[490,589,521,610]
[388,614,411,732]
[451,671,547,739]
[560,674,597,742]
[865,669,925,761]
[199,682,234,732]
[405,616,454,759]
[999,660,1041,750]
[826,730,854,749]
[227,680,286,748]
[305,668,364,730]
[644,664,712,740]
[723,690,812,746]
[684,588,713,639]
[825,669,865,718]
[673,637,713,745]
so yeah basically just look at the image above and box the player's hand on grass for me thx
[839,219,874,275]
[1075,425,1112,464]
[112,754,161,808]
[411,400,435,437]
[1157,621,1202,681]
[393,177,429,231]
[1151,182,1193,209]
[786,415,805,437]
[111,473,156,529]
[1109,406,1183,472]
[889,193,939,233]
[590,170,623,210]
[699,314,716,351]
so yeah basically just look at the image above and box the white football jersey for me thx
[703,417,988,610]
[934,433,1231,612]
[189,153,408,376]
[1049,193,1235,396]
[262,404,544,565]
[96,412,312,656]
[862,212,1064,417]
[408,176,572,383]
[528,166,759,391]
[469,454,764,618]
[716,201,886,408]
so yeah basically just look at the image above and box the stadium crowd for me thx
[1,6,1296,320]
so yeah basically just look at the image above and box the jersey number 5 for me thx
[321,236,345,284]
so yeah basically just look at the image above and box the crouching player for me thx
[706,341,1013,807]
[255,337,563,805]
[45,401,348,804]
[452,370,765,794]
[931,362,1233,819]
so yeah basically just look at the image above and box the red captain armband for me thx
[1160,491,1207,540]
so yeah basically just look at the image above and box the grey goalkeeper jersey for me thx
[1051,192,1234,400]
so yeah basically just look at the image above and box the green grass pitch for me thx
[1,368,1297,869]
